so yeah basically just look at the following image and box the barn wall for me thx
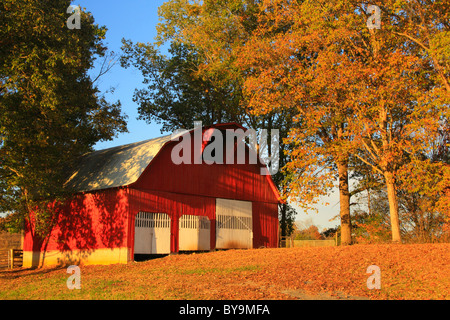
[128,188,216,254]
[128,190,279,254]
[23,188,130,267]
[252,201,279,248]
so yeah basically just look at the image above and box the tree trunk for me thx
[279,203,287,237]
[337,158,352,245]
[384,172,402,243]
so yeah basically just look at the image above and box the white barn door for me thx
[178,215,211,251]
[134,212,171,254]
[216,199,253,249]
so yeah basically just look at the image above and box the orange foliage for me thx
[1,244,449,300]
[156,0,450,245]
[294,225,324,240]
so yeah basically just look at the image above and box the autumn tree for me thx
[152,0,448,244]
[123,0,299,237]
[343,1,449,242]
[0,0,127,233]
[294,225,324,241]
[235,0,449,244]
[382,0,450,240]
[152,0,362,245]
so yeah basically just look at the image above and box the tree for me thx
[352,189,398,243]
[152,0,360,244]
[236,0,449,244]
[218,0,364,244]
[154,0,349,240]
[376,0,450,240]
[122,0,300,236]
[352,160,450,243]
[374,0,450,94]
[279,203,296,237]
[321,226,339,240]
[120,40,245,133]
[396,158,450,242]
[0,0,127,234]
[343,1,449,242]
[293,220,324,240]
[152,0,449,245]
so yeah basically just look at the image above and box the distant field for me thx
[0,243,449,300]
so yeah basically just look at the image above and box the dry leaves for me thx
[0,243,448,300]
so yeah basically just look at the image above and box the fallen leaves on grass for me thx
[0,243,448,300]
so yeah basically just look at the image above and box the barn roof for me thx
[64,134,173,192]
[63,124,235,193]
[63,123,282,203]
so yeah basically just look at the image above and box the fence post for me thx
[9,249,14,269]
[7,249,23,269]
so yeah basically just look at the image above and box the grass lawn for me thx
[0,243,449,300]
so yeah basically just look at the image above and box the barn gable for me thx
[63,122,281,203]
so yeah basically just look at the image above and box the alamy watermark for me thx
[170,121,280,175]
[366,4,381,30]
[66,5,81,29]
[66,265,81,290]
[366,265,381,289]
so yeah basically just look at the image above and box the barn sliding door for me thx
[216,199,253,249]
[134,212,171,254]
[178,215,211,251]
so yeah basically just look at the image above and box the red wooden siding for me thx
[131,136,280,204]
[252,201,279,248]
[23,188,129,254]
[127,130,280,254]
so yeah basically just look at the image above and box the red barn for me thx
[23,123,281,267]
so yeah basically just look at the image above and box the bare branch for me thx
[92,51,119,84]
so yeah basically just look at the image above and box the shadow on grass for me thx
[0,266,64,279]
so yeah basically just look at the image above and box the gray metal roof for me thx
[64,134,173,192]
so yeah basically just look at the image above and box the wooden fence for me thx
[280,237,336,248]
[0,250,9,269]
[9,249,23,269]
[0,249,23,269]
[0,231,23,269]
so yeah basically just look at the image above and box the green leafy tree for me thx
[0,0,127,234]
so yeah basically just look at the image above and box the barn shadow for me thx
[133,254,168,262]
[55,189,127,266]
[0,266,64,279]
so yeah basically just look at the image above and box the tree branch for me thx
[354,152,383,175]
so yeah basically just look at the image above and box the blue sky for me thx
[74,0,168,151]
[73,1,340,230]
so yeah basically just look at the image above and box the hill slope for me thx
[0,243,448,300]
